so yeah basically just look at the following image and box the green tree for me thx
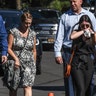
[48,0,70,11]
[6,0,16,9]
[0,0,70,11]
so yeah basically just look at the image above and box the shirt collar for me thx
[68,8,85,15]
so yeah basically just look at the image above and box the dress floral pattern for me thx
[3,27,36,90]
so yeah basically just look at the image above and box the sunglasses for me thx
[80,24,90,29]
[24,22,31,24]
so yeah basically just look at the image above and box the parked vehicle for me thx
[83,6,95,16]
[25,7,61,49]
[0,9,42,75]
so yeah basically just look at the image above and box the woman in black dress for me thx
[70,15,96,96]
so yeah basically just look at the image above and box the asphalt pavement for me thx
[0,51,96,96]
[0,51,65,96]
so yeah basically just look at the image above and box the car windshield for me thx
[30,10,61,19]
[0,11,22,30]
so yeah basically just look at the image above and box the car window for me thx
[30,10,61,19]
[30,10,43,19]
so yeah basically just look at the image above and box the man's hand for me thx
[64,64,71,78]
[2,56,7,64]
[55,56,63,64]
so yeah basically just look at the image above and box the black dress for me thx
[71,35,95,96]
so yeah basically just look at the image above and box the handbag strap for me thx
[18,31,29,57]
[68,45,76,65]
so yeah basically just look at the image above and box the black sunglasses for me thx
[80,24,90,29]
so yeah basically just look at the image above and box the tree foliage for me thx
[1,0,93,11]
[0,0,70,11]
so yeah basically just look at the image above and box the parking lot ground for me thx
[0,51,96,96]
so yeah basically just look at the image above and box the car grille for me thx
[34,24,58,35]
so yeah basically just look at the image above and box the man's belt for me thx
[62,47,72,52]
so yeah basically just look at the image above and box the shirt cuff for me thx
[2,51,7,56]
[54,51,62,57]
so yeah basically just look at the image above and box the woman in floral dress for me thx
[3,12,36,96]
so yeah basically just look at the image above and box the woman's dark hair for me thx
[72,15,95,47]
[78,15,93,30]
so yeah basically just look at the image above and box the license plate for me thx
[48,38,54,43]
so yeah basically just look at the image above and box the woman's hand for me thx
[14,58,20,69]
[64,64,71,78]
[89,28,94,34]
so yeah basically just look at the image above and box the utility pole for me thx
[16,0,22,10]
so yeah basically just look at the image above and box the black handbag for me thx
[0,57,4,77]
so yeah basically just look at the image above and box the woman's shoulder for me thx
[10,27,18,31]
[29,28,36,37]
[9,27,19,35]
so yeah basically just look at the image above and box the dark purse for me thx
[0,56,4,77]
[0,65,4,77]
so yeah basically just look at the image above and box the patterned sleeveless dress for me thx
[3,27,36,90]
